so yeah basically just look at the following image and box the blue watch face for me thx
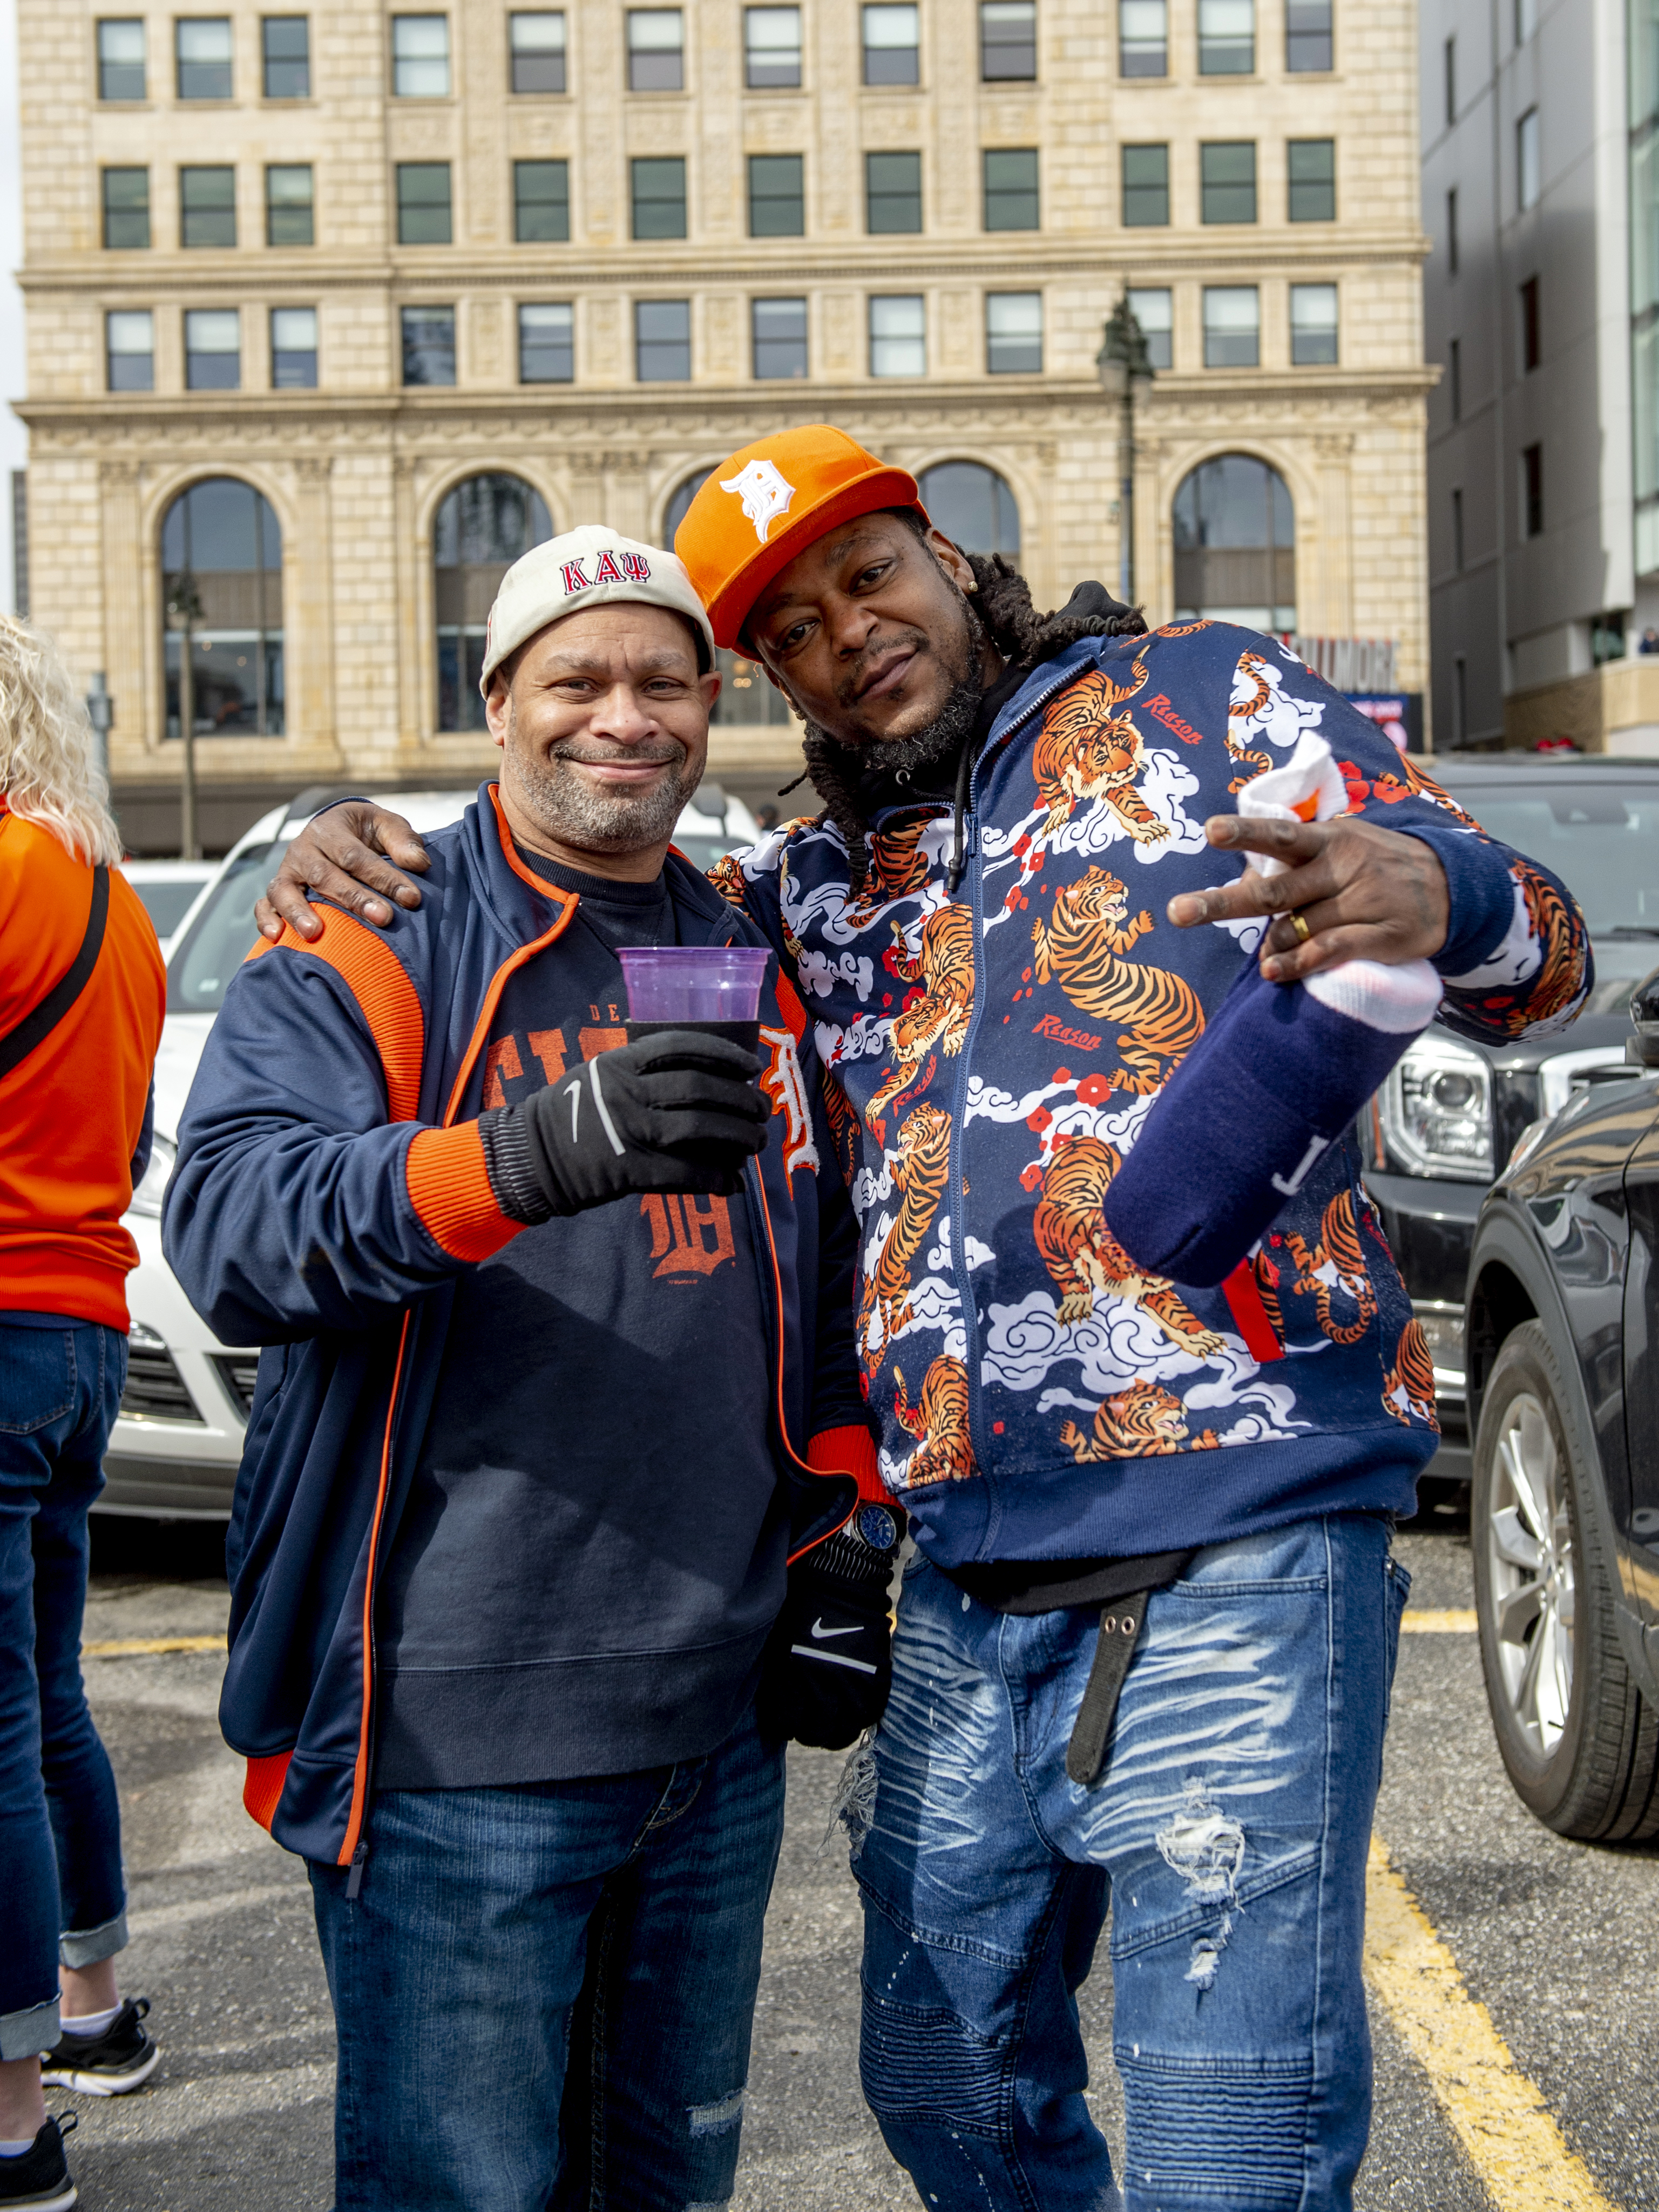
[857,1504,899,1553]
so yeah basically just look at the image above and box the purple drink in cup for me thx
[619,946,771,1060]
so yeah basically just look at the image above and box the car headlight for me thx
[1378,1036,1493,1180]
[128,1133,177,1219]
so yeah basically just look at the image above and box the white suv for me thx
[101,782,760,1518]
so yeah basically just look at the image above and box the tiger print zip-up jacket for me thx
[712,622,1590,1566]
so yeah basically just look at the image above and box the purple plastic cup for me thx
[618,946,770,1024]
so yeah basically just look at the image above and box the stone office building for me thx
[19,0,1431,849]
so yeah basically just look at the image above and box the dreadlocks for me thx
[791,523,1149,890]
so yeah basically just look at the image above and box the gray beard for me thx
[505,738,698,855]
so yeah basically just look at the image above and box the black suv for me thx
[1361,757,1659,1499]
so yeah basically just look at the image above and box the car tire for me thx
[1472,1320,1659,1841]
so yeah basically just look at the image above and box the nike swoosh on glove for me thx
[480,1029,769,1222]
[755,1514,903,1750]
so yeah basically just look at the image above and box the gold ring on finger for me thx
[1289,910,1312,946]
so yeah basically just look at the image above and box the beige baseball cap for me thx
[478,524,718,693]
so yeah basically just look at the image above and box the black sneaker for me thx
[40,1999,159,2097]
[0,2114,76,2211]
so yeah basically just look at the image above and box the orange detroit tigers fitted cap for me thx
[674,426,928,649]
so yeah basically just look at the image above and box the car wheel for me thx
[1472,1320,1659,1841]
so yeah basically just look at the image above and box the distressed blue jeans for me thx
[308,1705,784,2212]
[855,1514,1410,2212]
[0,1320,130,2060]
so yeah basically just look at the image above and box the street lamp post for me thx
[165,569,202,860]
[1095,297,1156,608]
[84,672,114,781]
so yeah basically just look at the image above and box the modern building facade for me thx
[1421,0,1659,751]
[20,0,1431,848]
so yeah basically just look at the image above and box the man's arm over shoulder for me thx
[163,913,522,1344]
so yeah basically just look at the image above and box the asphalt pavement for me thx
[57,1507,1659,2211]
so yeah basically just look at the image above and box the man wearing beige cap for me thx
[162,527,893,2211]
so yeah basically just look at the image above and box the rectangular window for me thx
[982,2,1035,78]
[1287,139,1335,221]
[1126,284,1172,369]
[864,4,919,84]
[97,19,146,99]
[1444,36,1455,124]
[392,15,450,95]
[1201,141,1256,223]
[402,303,456,383]
[1522,442,1543,534]
[1121,143,1169,225]
[396,162,453,243]
[101,166,150,248]
[983,147,1039,229]
[632,156,687,239]
[266,164,314,245]
[986,289,1041,372]
[180,165,236,247]
[1290,281,1337,364]
[870,293,925,375]
[106,308,153,390]
[627,10,683,90]
[177,17,233,97]
[514,159,570,241]
[1520,275,1540,370]
[748,153,803,236]
[184,307,240,389]
[1447,185,1459,272]
[746,6,801,85]
[753,295,808,377]
[1452,486,1464,570]
[519,300,573,380]
[636,298,691,379]
[271,304,317,385]
[262,16,309,96]
[510,12,566,92]
[1119,0,1166,73]
[1203,283,1258,367]
[1518,107,1540,209]
[1198,0,1252,73]
[1448,334,1461,419]
[866,150,922,232]
[1285,0,1330,69]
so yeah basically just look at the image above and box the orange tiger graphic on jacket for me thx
[1033,1135,1225,1354]
[868,904,975,1119]
[891,1354,976,1485]
[1059,1379,1218,1463]
[1382,1318,1438,1429]
[1031,661,1168,845]
[1225,651,1276,791]
[1031,870,1205,1094]
[847,818,934,921]
[858,1102,952,1367]
[1282,1191,1378,1346]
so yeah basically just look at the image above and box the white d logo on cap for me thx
[720,458,796,545]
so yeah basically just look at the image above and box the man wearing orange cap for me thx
[266,436,1586,2211]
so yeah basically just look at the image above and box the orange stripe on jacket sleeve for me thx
[249,915,425,1122]
[406,1122,523,1262]
[242,1752,292,1833]
[809,1422,885,1502]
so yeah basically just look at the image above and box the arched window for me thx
[161,478,284,737]
[663,468,710,546]
[1172,455,1296,632]
[434,472,552,730]
[918,461,1020,557]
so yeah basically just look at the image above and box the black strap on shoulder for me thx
[1065,1594,1150,1788]
[0,863,110,1080]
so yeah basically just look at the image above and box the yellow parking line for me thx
[82,1633,225,1659]
[1401,1608,1478,1633]
[1364,1838,1616,2211]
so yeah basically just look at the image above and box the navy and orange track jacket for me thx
[164,786,874,1870]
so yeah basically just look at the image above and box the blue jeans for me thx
[0,1320,130,2060]
[856,1515,1410,2212]
[308,1706,785,2211]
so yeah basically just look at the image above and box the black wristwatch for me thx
[814,1502,904,1579]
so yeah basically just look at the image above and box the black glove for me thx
[756,1502,906,1750]
[480,1030,768,1221]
